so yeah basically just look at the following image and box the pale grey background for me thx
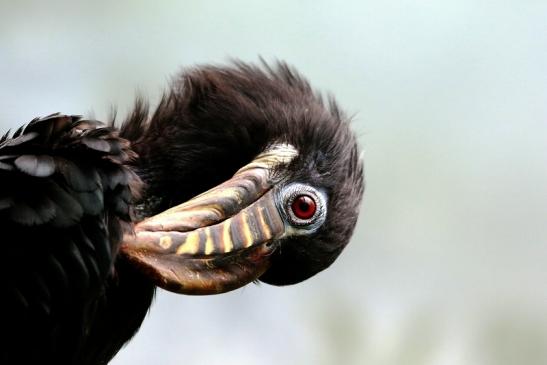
[1,1,546,364]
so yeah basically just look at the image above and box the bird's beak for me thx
[120,144,297,295]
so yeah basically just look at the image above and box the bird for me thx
[0,61,364,364]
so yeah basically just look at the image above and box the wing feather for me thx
[0,113,141,363]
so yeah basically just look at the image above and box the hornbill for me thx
[0,61,364,364]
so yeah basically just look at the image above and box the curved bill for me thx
[120,144,297,295]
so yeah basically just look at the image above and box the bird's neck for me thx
[77,257,156,365]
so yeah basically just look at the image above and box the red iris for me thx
[291,195,317,220]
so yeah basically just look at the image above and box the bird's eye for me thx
[291,195,316,220]
[278,183,327,231]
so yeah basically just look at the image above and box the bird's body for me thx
[0,62,364,364]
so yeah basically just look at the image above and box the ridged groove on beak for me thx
[125,189,284,258]
[135,143,297,233]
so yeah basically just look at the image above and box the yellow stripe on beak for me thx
[176,231,200,255]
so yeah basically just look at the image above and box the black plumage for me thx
[0,115,143,364]
[0,61,364,364]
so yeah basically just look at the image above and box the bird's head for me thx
[120,61,364,293]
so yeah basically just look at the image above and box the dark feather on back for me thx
[0,113,143,364]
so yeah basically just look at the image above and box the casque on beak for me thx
[120,144,298,295]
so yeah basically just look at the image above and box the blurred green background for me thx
[1,1,546,364]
